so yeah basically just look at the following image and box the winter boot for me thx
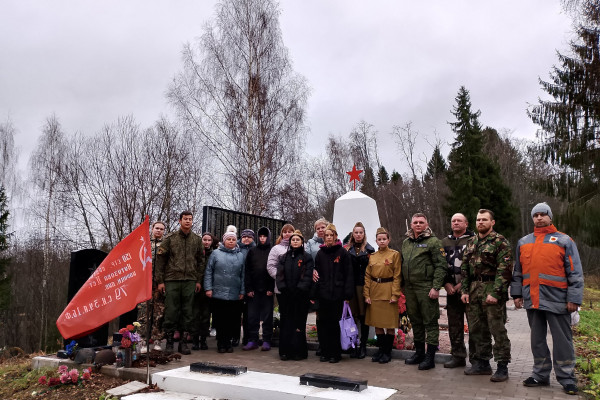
[444,356,466,368]
[490,362,509,382]
[464,359,493,375]
[371,335,384,362]
[405,341,425,365]
[192,335,200,351]
[418,344,437,370]
[165,332,175,354]
[358,322,369,359]
[379,334,394,364]
[200,336,208,350]
[178,332,191,355]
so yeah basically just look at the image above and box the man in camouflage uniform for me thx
[441,213,476,368]
[137,221,167,350]
[401,213,447,370]
[461,209,512,382]
[156,211,205,355]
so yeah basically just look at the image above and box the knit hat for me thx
[226,225,238,234]
[241,229,255,238]
[325,223,338,236]
[531,202,553,220]
[290,229,304,242]
[222,231,237,242]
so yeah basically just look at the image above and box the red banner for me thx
[56,216,153,339]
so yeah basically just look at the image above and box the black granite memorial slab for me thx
[190,362,247,375]
[299,373,368,392]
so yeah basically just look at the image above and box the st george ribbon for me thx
[56,216,153,339]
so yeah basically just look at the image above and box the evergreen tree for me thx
[424,145,447,181]
[445,87,517,235]
[360,166,377,198]
[0,186,11,311]
[377,165,390,186]
[529,0,600,245]
[390,170,402,185]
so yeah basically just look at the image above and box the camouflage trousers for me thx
[467,281,511,363]
[404,285,440,345]
[137,289,165,341]
[446,292,475,361]
[163,280,196,334]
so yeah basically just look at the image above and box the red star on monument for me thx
[346,164,363,191]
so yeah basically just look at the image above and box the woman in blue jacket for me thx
[204,231,245,353]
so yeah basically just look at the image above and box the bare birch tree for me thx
[168,0,309,215]
[29,114,67,351]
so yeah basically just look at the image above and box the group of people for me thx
[140,202,584,396]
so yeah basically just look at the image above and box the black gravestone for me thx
[67,249,108,347]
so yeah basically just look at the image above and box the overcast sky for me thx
[0,1,573,175]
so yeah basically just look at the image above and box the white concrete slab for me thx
[124,391,214,400]
[151,367,396,400]
[106,380,148,396]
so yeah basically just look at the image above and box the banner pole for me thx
[146,235,157,386]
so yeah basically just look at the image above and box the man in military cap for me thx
[156,211,204,354]
[461,209,512,382]
[401,213,447,370]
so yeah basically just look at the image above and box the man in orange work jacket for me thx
[510,202,584,396]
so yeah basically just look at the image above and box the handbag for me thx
[339,302,359,350]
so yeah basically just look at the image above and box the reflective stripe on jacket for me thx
[510,225,584,314]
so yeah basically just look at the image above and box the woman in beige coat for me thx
[363,227,402,364]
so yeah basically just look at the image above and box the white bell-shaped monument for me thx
[332,191,381,249]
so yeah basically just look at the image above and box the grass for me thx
[574,276,600,399]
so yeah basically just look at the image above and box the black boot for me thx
[200,336,208,350]
[379,334,394,364]
[179,332,191,355]
[357,322,369,359]
[444,356,466,368]
[192,335,200,351]
[418,344,436,370]
[405,341,425,365]
[371,335,384,362]
[165,332,175,354]
[464,359,493,375]
[490,362,509,382]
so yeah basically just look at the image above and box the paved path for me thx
[144,307,580,399]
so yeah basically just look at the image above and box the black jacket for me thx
[244,227,274,293]
[347,243,375,286]
[276,247,314,293]
[313,241,354,301]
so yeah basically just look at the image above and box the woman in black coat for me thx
[276,230,314,361]
[313,223,353,363]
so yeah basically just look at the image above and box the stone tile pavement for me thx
[142,307,581,399]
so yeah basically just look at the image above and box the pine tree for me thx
[529,0,600,245]
[0,186,11,311]
[445,87,517,235]
[424,145,447,181]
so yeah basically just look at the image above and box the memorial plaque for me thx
[190,361,247,375]
[299,373,368,392]
[202,206,288,244]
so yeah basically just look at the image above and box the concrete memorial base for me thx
[148,366,396,400]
